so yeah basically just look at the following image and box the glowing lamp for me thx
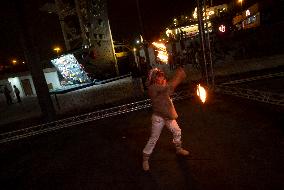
[53,47,61,54]
[12,60,17,65]
[219,25,226,33]
[246,10,250,17]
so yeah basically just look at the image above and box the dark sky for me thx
[0,0,233,65]
[0,1,63,65]
[108,0,198,42]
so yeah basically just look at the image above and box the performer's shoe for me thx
[142,153,150,171]
[142,160,150,171]
[176,147,189,156]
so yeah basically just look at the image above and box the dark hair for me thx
[146,68,165,86]
[155,70,164,77]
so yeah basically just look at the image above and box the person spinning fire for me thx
[142,67,189,171]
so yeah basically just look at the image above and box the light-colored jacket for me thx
[148,68,186,120]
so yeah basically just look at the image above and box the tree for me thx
[15,0,56,122]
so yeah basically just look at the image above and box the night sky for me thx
[0,0,236,66]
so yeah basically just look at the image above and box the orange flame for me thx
[152,42,168,64]
[196,84,207,103]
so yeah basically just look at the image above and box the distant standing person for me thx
[4,85,12,105]
[168,52,174,71]
[138,56,148,90]
[131,62,144,98]
[13,85,21,103]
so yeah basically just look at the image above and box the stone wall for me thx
[52,77,134,115]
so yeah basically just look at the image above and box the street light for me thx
[238,0,243,7]
[12,59,17,65]
[53,47,61,56]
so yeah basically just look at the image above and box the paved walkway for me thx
[0,77,136,127]
[1,94,283,190]
[1,54,284,127]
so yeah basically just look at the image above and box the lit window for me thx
[246,10,250,17]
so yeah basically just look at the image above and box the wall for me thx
[18,76,36,96]
[5,68,60,97]
[8,77,26,97]
[88,0,118,77]
[148,47,156,67]
[0,79,11,102]
[53,77,134,114]
[44,71,61,90]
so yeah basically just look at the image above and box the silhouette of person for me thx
[168,52,174,71]
[130,62,144,98]
[4,85,12,105]
[13,85,21,103]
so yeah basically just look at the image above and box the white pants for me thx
[143,114,182,155]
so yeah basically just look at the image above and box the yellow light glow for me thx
[53,47,61,54]
[157,53,168,62]
[152,42,168,64]
[166,29,173,37]
[152,42,167,51]
[196,84,207,103]
[193,8,197,19]
[12,60,17,65]
[208,11,214,16]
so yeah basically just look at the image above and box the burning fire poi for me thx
[196,84,207,103]
[152,42,168,64]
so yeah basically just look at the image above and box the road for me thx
[0,91,283,190]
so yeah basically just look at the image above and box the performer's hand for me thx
[176,67,186,78]
[176,66,184,72]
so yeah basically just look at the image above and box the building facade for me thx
[45,0,118,78]
[165,4,228,39]
[0,68,60,102]
[233,3,261,30]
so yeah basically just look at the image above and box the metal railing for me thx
[216,72,284,106]
[1,72,283,144]
[0,90,192,144]
[215,85,284,106]
[220,72,284,85]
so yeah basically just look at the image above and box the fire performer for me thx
[142,67,189,171]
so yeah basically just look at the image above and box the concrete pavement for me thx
[1,53,284,128]
[0,94,283,190]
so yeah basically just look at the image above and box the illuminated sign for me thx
[219,25,226,32]
[51,54,91,85]
[246,10,251,17]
